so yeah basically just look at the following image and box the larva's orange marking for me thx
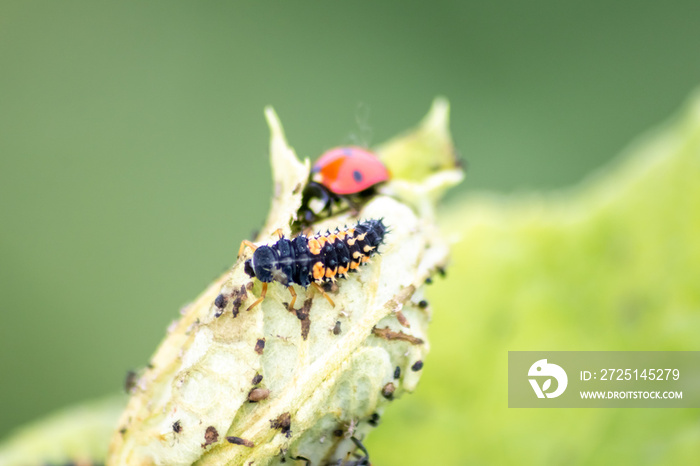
[312,262,326,281]
[308,238,322,255]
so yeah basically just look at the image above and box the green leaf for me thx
[368,91,700,465]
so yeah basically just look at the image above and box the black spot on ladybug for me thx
[353,170,363,183]
[394,366,401,379]
[412,360,424,371]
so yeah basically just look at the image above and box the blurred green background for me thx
[2,0,700,463]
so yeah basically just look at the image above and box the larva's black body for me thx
[244,219,387,287]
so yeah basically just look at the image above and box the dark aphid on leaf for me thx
[239,219,387,311]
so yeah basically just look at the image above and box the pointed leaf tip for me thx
[421,97,450,134]
[376,97,460,183]
[260,106,309,238]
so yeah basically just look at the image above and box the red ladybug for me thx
[297,147,389,226]
[311,146,389,195]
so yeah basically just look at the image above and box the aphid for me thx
[201,426,219,448]
[381,382,395,399]
[214,294,227,309]
[124,370,137,393]
[239,219,387,311]
[270,412,292,435]
[255,338,265,355]
[227,436,254,448]
[298,147,389,224]
[248,387,271,402]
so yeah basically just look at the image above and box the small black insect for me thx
[214,294,227,309]
[124,370,137,393]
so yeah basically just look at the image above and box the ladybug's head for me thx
[245,246,276,282]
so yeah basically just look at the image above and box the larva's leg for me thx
[287,285,297,311]
[312,282,335,308]
[238,240,258,258]
[246,282,267,312]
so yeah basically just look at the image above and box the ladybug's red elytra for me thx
[296,147,390,227]
[311,146,389,195]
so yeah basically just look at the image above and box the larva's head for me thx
[244,246,276,282]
